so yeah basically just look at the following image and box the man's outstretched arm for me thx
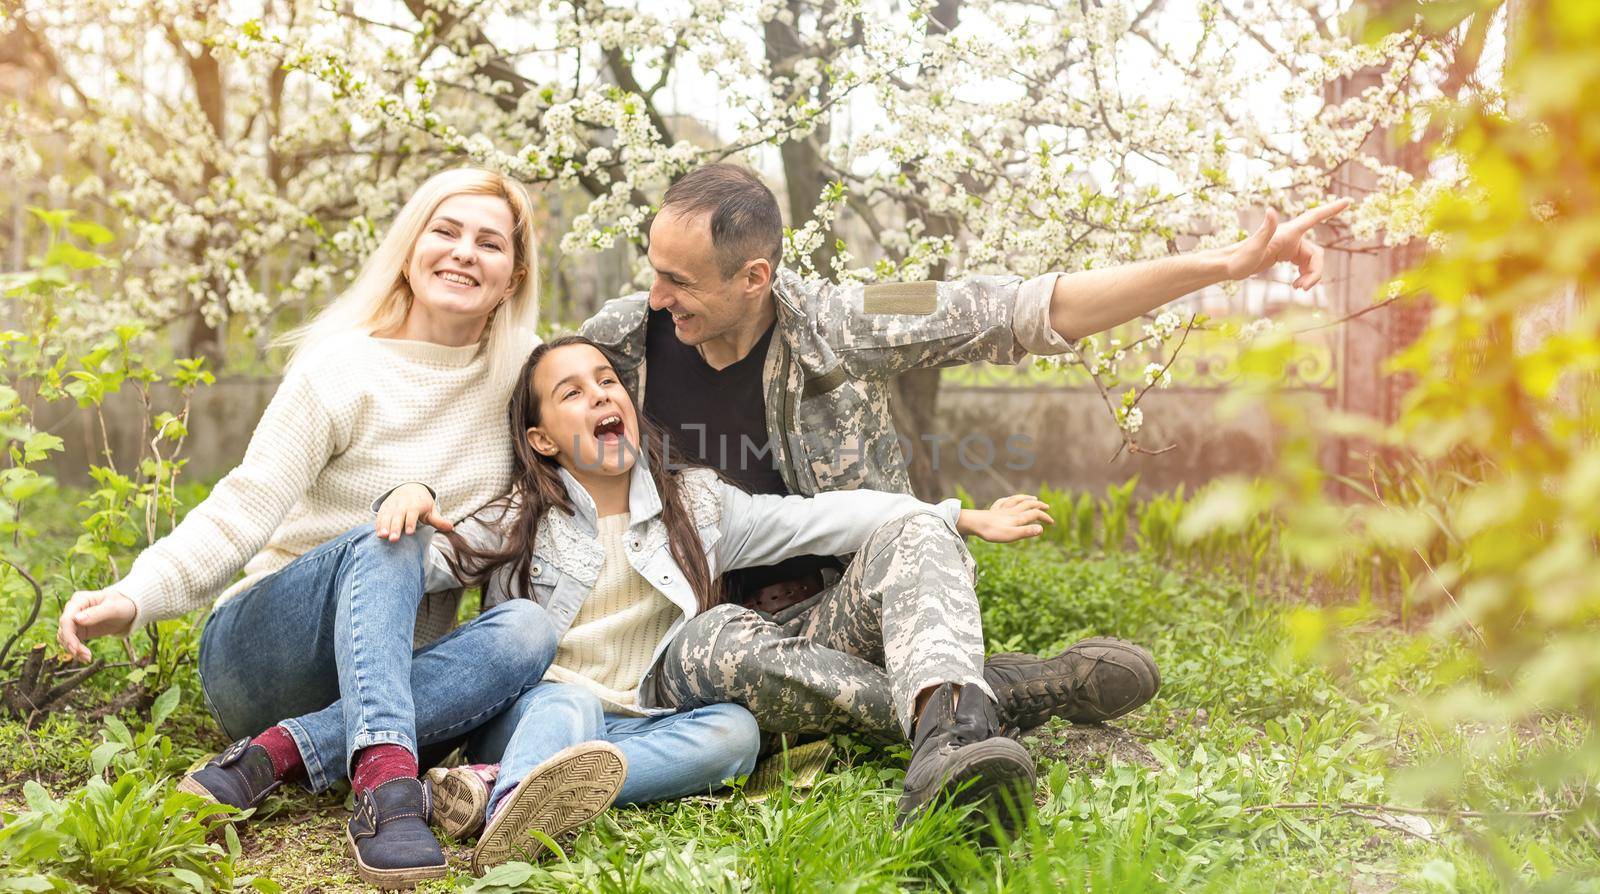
[1047,200,1352,341]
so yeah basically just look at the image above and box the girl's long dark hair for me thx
[445,335,721,612]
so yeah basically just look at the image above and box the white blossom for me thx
[5,0,1448,437]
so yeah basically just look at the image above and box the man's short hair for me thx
[659,164,784,280]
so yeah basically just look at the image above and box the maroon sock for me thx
[351,744,418,796]
[250,725,306,783]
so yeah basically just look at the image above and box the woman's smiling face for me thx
[526,343,640,477]
[404,193,517,329]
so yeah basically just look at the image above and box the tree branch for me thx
[0,559,44,670]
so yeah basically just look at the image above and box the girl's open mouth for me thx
[593,415,625,443]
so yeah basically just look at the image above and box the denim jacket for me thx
[420,458,962,714]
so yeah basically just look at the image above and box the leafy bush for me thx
[83,686,204,779]
[0,681,273,894]
[0,774,237,894]
[0,207,214,723]
[973,540,1349,722]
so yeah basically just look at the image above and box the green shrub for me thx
[974,543,1354,722]
[0,774,237,893]
[81,685,204,778]
[1,208,215,725]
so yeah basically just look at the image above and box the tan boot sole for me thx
[470,742,626,875]
[424,765,489,840]
[175,774,218,802]
[743,740,834,804]
[344,826,448,890]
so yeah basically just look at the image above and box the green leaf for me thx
[2,473,53,503]
[67,219,116,245]
[103,715,132,744]
[25,206,73,231]
[0,875,58,892]
[42,241,107,272]
[168,867,209,892]
[22,431,64,463]
[151,685,181,730]
[22,780,56,814]
[90,741,126,776]
[475,862,535,888]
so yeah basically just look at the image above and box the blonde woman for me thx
[56,168,547,887]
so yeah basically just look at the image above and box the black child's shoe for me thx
[176,738,281,815]
[345,777,448,889]
[896,682,1036,837]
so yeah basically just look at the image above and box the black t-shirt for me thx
[642,307,786,495]
[641,308,839,598]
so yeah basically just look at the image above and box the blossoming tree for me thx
[3,0,1471,489]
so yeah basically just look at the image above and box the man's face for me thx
[646,207,754,347]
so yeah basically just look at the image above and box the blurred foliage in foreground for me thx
[1181,0,1600,840]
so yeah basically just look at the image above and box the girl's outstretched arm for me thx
[710,475,1051,571]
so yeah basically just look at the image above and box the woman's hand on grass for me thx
[57,589,137,662]
[956,494,1054,543]
[376,483,453,540]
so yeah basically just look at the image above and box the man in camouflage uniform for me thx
[580,164,1344,825]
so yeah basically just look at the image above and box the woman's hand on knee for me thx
[957,494,1055,543]
[57,589,137,662]
[376,483,454,540]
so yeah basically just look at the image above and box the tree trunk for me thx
[885,0,963,500]
[889,369,943,499]
[169,9,229,364]
[766,0,836,275]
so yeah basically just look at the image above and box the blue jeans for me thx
[469,683,760,820]
[198,525,559,792]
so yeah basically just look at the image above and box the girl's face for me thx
[404,193,518,329]
[527,344,640,477]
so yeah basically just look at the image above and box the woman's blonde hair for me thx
[281,167,541,394]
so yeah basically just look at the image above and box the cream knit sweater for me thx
[543,514,680,716]
[114,332,516,629]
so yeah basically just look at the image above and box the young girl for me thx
[377,335,1052,870]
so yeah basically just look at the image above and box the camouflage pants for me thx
[650,511,991,741]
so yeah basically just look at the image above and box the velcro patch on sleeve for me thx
[861,281,938,314]
[802,365,849,399]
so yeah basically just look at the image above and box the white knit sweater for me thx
[543,513,679,716]
[114,332,516,629]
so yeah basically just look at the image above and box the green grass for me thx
[2,533,1597,891]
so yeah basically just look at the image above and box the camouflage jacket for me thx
[580,269,1069,497]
